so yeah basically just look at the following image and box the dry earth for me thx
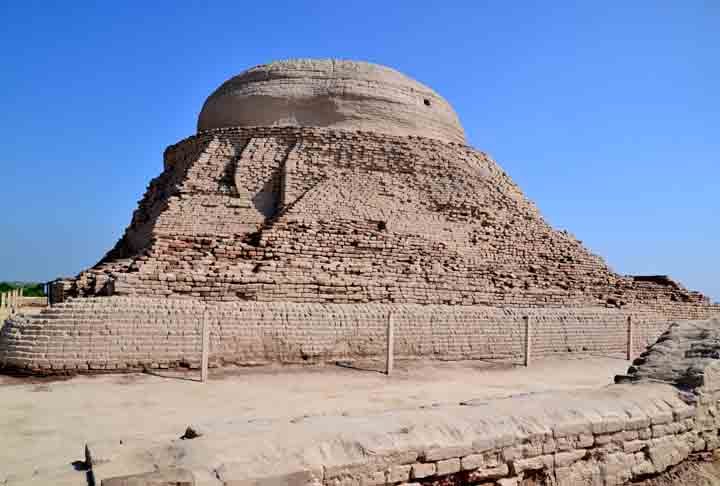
[0,356,629,485]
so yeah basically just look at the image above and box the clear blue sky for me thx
[1,1,718,301]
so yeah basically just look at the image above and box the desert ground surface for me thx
[0,355,629,485]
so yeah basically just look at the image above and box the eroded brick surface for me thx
[52,126,716,317]
[3,125,717,373]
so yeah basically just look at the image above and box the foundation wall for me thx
[302,384,706,486]
[0,297,686,373]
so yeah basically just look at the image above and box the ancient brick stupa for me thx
[2,59,718,374]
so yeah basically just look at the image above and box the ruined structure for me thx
[1,59,718,373]
[87,317,720,486]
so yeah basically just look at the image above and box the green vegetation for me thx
[0,282,46,297]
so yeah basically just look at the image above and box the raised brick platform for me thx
[10,59,717,375]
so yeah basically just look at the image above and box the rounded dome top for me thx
[197,59,466,144]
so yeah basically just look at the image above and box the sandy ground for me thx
[0,356,629,484]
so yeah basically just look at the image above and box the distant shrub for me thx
[22,284,46,297]
[0,282,46,297]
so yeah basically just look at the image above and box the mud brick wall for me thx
[0,297,680,373]
[57,126,717,324]
[311,384,703,486]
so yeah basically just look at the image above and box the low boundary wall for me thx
[0,297,683,373]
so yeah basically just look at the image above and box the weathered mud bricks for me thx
[61,127,718,316]
[0,300,691,372]
[2,59,717,373]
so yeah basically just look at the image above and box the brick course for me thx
[15,124,717,374]
[0,298,700,373]
[56,126,717,319]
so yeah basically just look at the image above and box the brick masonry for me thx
[0,298,702,373]
[307,381,714,486]
[56,127,717,315]
[11,124,717,374]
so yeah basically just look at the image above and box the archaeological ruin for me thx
[1,59,718,374]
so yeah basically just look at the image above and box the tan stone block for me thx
[501,445,523,462]
[553,420,591,438]
[359,470,386,486]
[512,454,553,474]
[554,449,586,467]
[623,440,646,453]
[594,434,613,446]
[652,424,672,438]
[555,437,572,451]
[590,414,626,435]
[649,411,674,426]
[435,458,461,476]
[460,453,484,471]
[387,465,410,484]
[467,464,509,482]
[578,434,594,448]
[421,445,472,462]
[410,462,435,479]
[632,460,656,476]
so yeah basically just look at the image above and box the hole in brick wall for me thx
[244,231,262,247]
[252,177,281,218]
[71,460,90,472]
[417,470,467,486]
[223,157,240,192]
[423,98,431,106]
[520,469,550,485]
[377,221,387,231]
